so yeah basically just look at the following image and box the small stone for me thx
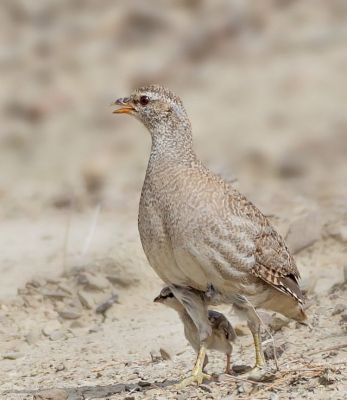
[95,294,119,314]
[138,380,151,387]
[83,273,110,291]
[269,314,290,332]
[2,351,24,360]
[42,320,61,336]
[78,290,94,309]
[33,388,68,400]
[58,307,82,320]
[159,348,171,360]
[25,328,41,345]
[264,343,286,361]
[40,289,67,300]
[55,363,65,372]
[237,383,245,394]
[269,394,279,400]
[332,303,345,316]
[340,311,347,323]
[234,324,249,336]
[200,384,212,393]
[49,330,66,341]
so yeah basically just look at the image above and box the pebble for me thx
[83,272,110,291]
[42,320,62,336]
[25,328,41,345]
[2,351,24,360]
[199,384,212,393]
[33,388,68,400]
[340,311,347,323]
[58,307,82,320]
[269,394,279,400]
[95,293,119,314]
[264,343,286,360]
[78,290,94,309]
[332,303,345,316]
[269,314,290,331]
[49,330,66,341]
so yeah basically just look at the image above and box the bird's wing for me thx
[208,310,236,341]
[227,188,304,303]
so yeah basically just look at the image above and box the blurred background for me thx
[1,1,347,396]
[1,0,347,296]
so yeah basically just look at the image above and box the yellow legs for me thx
[176,343,211,388]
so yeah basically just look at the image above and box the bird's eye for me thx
[139,95,149,106]
[167,292,174,298]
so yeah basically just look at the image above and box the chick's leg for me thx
[225,353,232,374]
[176,343,211,388]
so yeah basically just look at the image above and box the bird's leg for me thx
[225,353,232,375]
[233,296,274,382]
[251,328,266,368]
[176,343,211,388]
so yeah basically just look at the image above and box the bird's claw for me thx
[176,371,211,388]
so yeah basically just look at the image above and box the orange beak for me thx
[112,97,135,114]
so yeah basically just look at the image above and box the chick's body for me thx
[154,286,236,373]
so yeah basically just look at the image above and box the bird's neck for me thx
[149,121,197,166]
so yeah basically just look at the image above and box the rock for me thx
[269,394,279,400]
[58,307,82,320]
[33,388,68,400]
[332,303,345,316]
[49,330,66,341]
[234,324,249,336]
[285,212,321,254]
[340,311,347,323]
[95,294,119,314]
[237,383,245,394]
[25,328,41,345]
[137,380,151,387]
[2,351,24,360]
[328,225,347,242]
[269,315,290,332]
[200,384,212,393]
[78,290,94,309]
[107,275,135,288]
[40,289,67,300]
[83,273,110,291]
[42,320,61,336]
[159,347,171,360]
[264,343,286,360]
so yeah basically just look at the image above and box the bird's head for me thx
[153,286,182,311]
[112,84,190,134]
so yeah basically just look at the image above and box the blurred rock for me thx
[2,351,24,360]
[285,212,321,254]
[81,272,110,291]
[95,293,119,314]
[332,303,345,316]
[25,328,41,345]
[78,290,94,309]
[58,307,82,320]
[42,320,61,336]
[264,343,286,361]
[269,315,290,332]
[33,389,68,400]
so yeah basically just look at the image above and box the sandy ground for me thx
[1,1,347,399]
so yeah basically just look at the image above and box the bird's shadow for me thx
[4,379,179,400]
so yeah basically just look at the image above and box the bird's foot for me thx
[242,365,275,382]
[175,370,211,389]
